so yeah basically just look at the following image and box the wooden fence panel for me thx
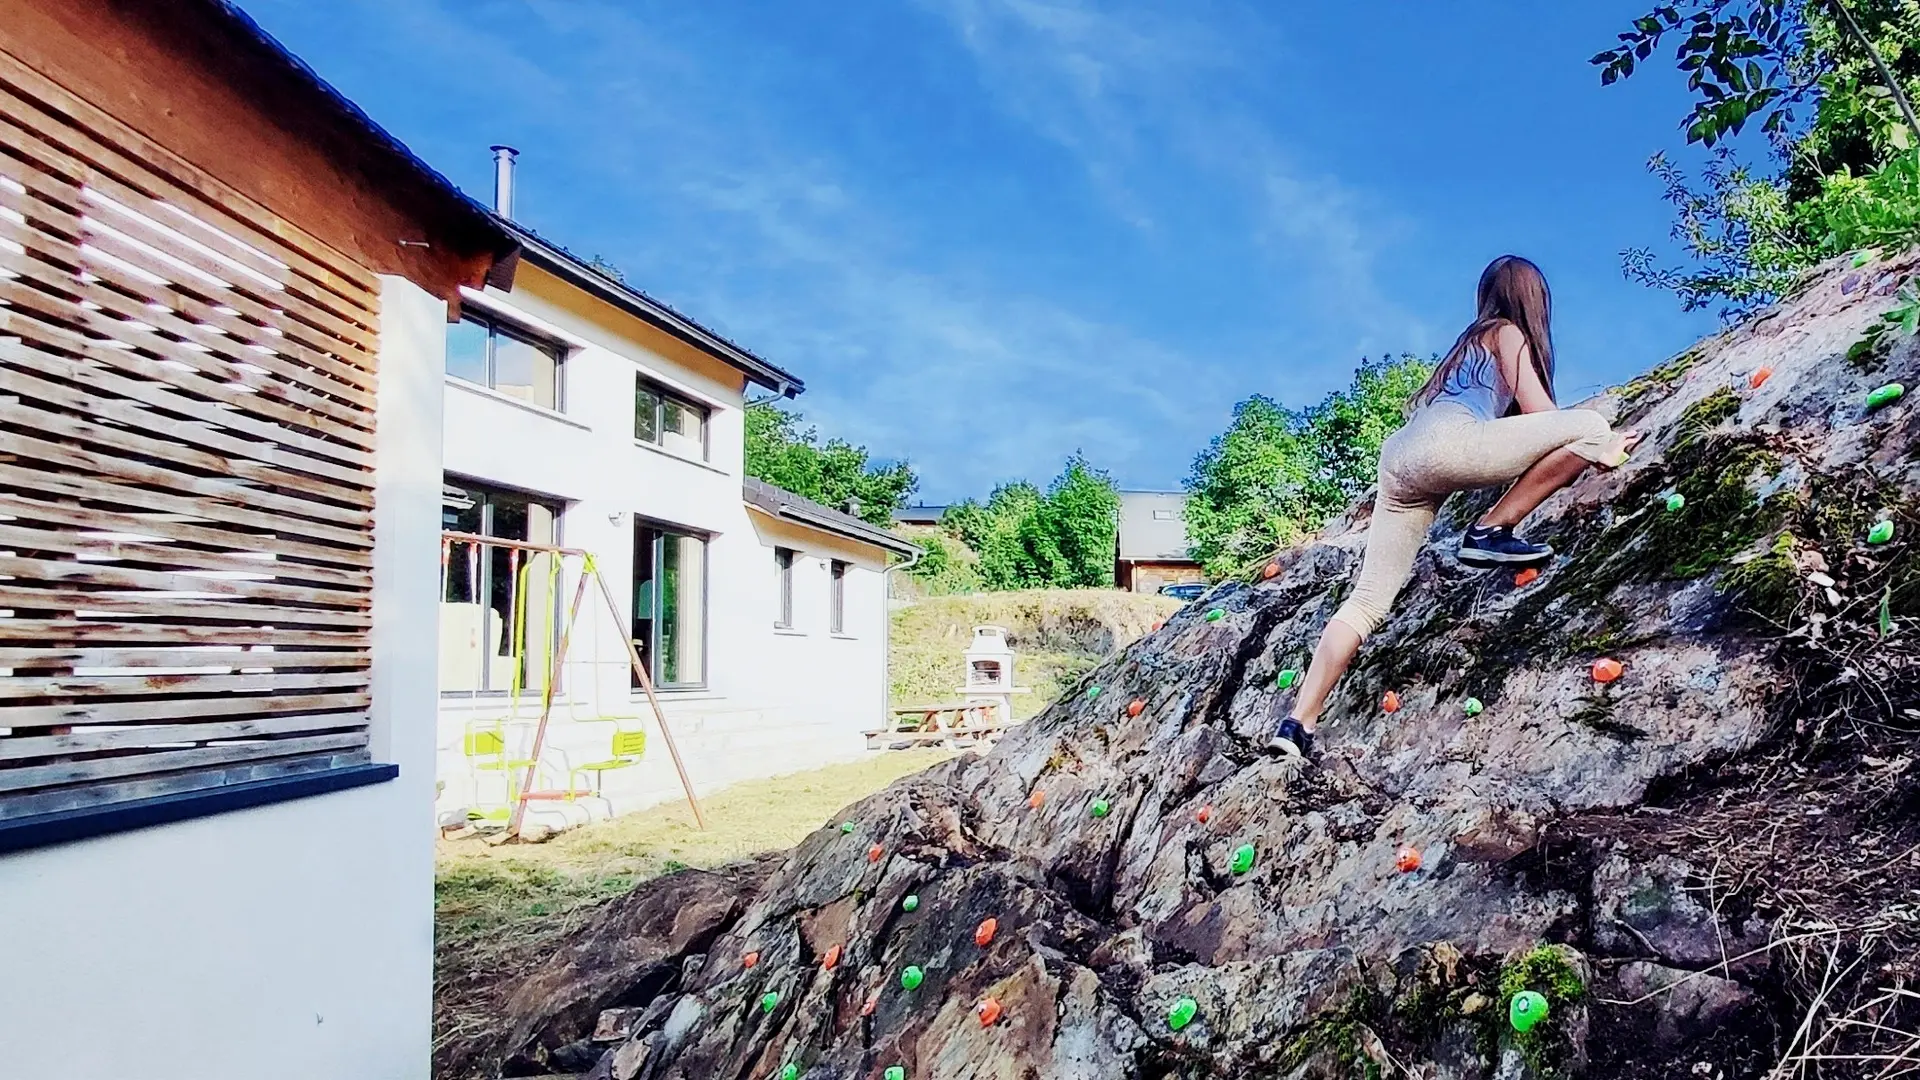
[0,48,381,821]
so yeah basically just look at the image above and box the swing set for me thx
[441,530,706,835]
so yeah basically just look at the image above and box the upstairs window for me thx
[635,376,710,461]
[447,312,565,411]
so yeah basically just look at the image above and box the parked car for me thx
[1158,582,1207,602]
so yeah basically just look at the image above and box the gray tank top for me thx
[1428,347,1514,421]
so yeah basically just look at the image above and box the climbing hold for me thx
[1230,843,1257,875]
[840,821,856,833]
[867,844,884,863]
[1204,608,1225,622]
[884,1068,906,1080]
[1086,685,1101,701]
[780,1065,799,1080]
[1513,567,1539,587]
[976,997,1004,1027]
[1151,620,1164,632]
[1090,799,1111,818]
[1749,366,1773,389]
[1870,519,1896,545]
[861,993,879,1017]
[902,894,919,913]
[1509,990,1549,1033]
[975,917,999,947]
[822,944,842,970]
[1167,996,1199,1032]
[1127,698,1146,717]
[760,991,780,1014]
[1027,790,1045,810]
[1591,657,1623,684]
[1395,845,1422,873]
[1664,492,1686,513]
[1196,805,1212,825]
[900,965,924,990]
[743,951,760,969]
[1462,697,1484,716]
[1263,562,1280,579]
[1277,668,1299,689]
[1381,690,1401,713]
[1867,382,1905,409]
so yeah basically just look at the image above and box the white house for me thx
[434,156,916,827]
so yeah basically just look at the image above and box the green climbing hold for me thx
[1276,668,1299,689]
[1204,608,1225,622]
[1086,685,1101,701]
[839,821,855,834]
[780,1065,800,1080]
[760,991,780,1014]
[1509,990,1549,1033]
[1867,382,1905,409]
[902,894,919,913]
[900,965,924,990]
[1853,249,1877,267]
[1230,843,1256,875]
[884,1068,906,1080]
[1167,996,1199,1031]
[1664,492,1685,512]
[1463,697,1484,716]
[1090,798,1111,818]
[1870,519,1896,545]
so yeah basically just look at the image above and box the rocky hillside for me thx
[446,253,1920,1080]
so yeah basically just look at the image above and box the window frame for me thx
[634,373,712,462]
[830,559,848,635]
[447,311,568,412]
[774,547,796,630]
[440,477,566,697]
[631,520,711,690]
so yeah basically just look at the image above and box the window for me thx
[442,480,562,694]
[634,376,710,460]
[774,548,796,629]
[1153,509,1177,520]
[830,560,848,635]
[447,312,565,410]
[633,523,708,688]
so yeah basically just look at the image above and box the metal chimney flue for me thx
[490,145,518,219]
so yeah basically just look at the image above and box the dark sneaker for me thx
[1457,524,1552,568]
[1269,718,1316,761]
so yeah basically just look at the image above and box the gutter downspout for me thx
[878,543,924,734]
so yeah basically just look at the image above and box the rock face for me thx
[465,254,1920,1080]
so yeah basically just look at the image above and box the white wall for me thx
[0,277,448,1080]
[436,272,894,825]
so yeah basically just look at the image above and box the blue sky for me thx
[248,0,1725,503]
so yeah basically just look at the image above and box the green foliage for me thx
[1185,355,1433,577]
[744,400,917,527]
[932,456,1120,591]
[902,529,982,596]
[1593,1,1810,146]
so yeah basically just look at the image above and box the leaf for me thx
[1746,60,1763,88]
[1893,124,1913,151]
[1881,587,1894,637]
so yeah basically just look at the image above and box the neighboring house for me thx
[892,503,949,526]
[435,158,916,826]
[1114,491,1206,593]
[0,2,515,1077]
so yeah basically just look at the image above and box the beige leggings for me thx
[1329,403,1616,639]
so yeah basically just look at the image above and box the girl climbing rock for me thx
[1271,255,1639,760]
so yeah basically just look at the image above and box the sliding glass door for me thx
[442,479,560,694]
[632,522,708,689]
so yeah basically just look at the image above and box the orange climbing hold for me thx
[1151,620,1163,632]
[867,844,884,863]
[1513,567,1539,587]
[862,993,879,1017]
[1028,790,1045,810]
[1127,698,1146,718]
[977,998,1004,1027]
[822,944,842,971]
[1591,657,1624,683]
[1263,562,1280,579]
[1395,845,1422,873]
[743,951,760,969]
[975,917,999,947]
[1750,366,1773,389]
[1196,805,1212,825]
[1382,690,1401,713]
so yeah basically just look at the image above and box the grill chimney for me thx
[490,145,518,219]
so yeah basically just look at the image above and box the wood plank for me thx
[0,668,368,701]
[0,555,364,609]
[0,689,370,728]
[0,359,373,493]
[0,647,367,669]
[0,619,365,648]
[0,730,369,793]
[0,711,370,761]
[0,403,371,519]
[0,522,367,590]
[0,459,372,552]
[0,748,370,821]
[0,586,372,628]
[0,290,376,459]
[0,490,371,572]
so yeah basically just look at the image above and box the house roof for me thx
[743,478,918,557]
[1116,490,1199,563]
[495,216,805,399]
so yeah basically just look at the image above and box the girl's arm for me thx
[1493,323,1556,414]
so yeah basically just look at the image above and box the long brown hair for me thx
[1407,254,1555,415]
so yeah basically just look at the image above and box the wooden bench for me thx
[867,702,1011,749]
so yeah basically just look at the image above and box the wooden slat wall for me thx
[0,50,381,820]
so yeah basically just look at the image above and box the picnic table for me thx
[867,700,1011,750]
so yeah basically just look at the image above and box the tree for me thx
[930,457,1120,591]
[744,400,917,527]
